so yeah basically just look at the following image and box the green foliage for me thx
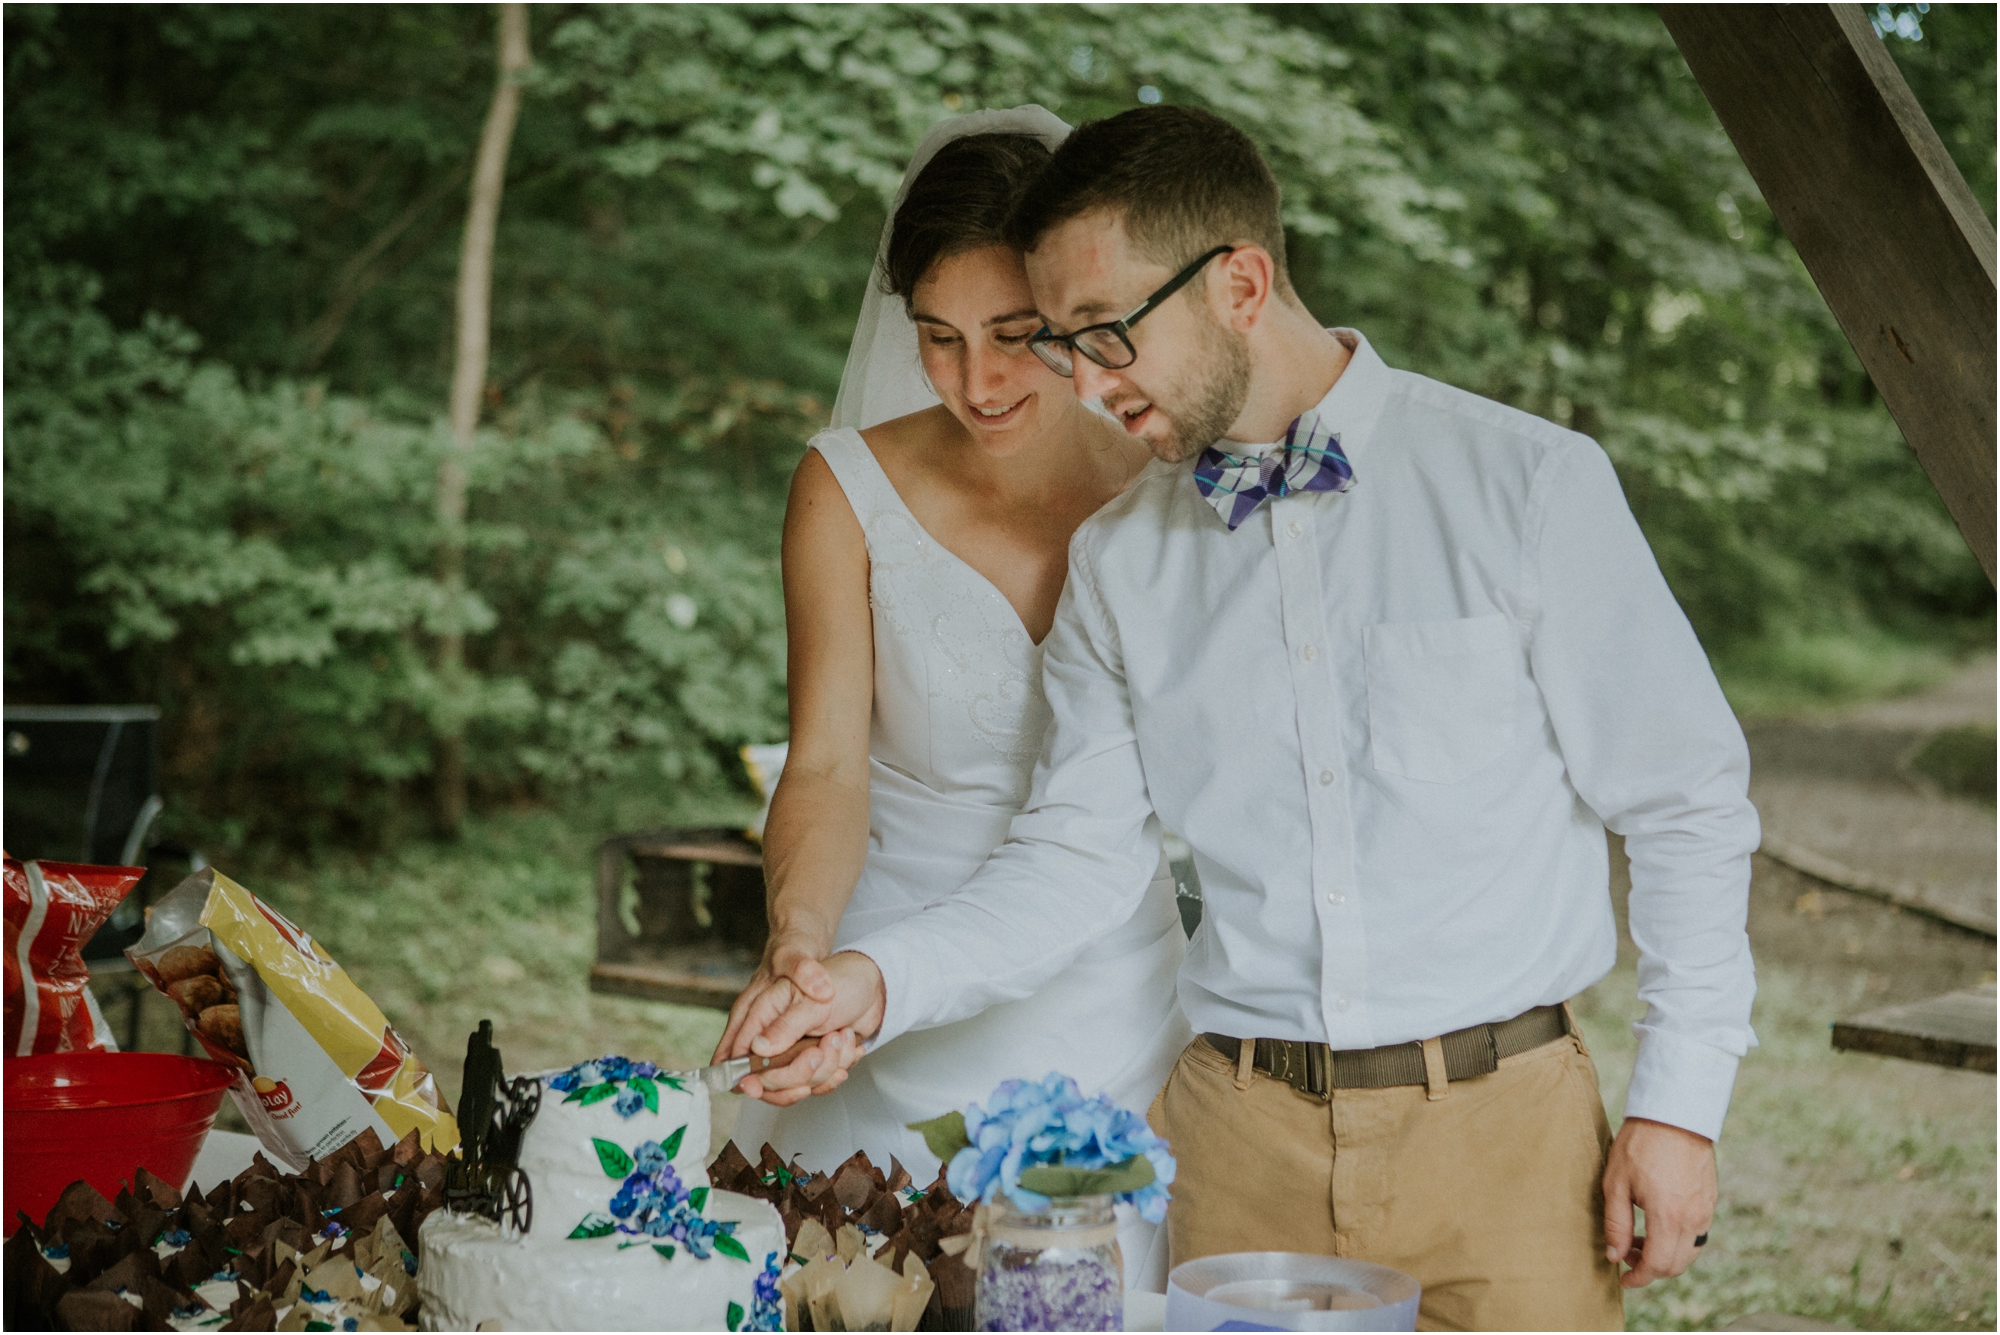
[3,5,1991,849]
[906,1110,972,1164]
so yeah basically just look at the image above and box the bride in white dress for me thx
[718,108,1192,1279]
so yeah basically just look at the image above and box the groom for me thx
[741,105,1757,1329]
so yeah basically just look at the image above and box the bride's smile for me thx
[910,243,1069,457]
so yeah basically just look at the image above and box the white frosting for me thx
[516,1065,712,1240]
[416,1190,783,1332]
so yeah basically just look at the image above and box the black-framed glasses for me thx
[1028,245,1237,377]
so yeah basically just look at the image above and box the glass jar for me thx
[974,1194,1123,1332]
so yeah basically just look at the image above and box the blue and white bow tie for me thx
[1192,413,1355,531]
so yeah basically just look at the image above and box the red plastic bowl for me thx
[5,1051,236,1236]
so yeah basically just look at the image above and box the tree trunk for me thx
[436,3,530,839]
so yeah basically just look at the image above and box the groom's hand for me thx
[714,926,836,1065]
[1602,1117,1717,1287]
[735,952,886,1104]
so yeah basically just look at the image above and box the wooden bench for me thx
[1832,982,1995,1072]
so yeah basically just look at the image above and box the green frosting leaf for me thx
[655,1244,677,1261]
[906,1111,971,1165]
[1015,1154,1156,1198]
[632,1074,661,1113]
[563,1085,589,1104]
[661,1073,688,1092]
[579,1081,619,1106]
[567,1213,616,1240]
[727,1300,745,1331]
[689,1186,710,1213]
[711,1231,751,1263]
[593,1138,635,1178]
[660,1124,686,1162]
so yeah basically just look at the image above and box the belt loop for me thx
[1235,1037,1256,1091]
[1420,1036,1449,1101]
[1561,1001,1591,1057]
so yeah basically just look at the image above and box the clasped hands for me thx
[711,926,886,1104]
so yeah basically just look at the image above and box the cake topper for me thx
[445,1018,541,1235]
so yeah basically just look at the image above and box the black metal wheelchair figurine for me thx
[444,1019,542,1236]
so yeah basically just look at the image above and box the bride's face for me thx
[912,244,1075,453]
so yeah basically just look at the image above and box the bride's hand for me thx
[713,926,837,1064]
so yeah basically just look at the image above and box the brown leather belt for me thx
[1203,1004,1569,1100]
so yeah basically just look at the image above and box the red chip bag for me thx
[3,857,144,1056]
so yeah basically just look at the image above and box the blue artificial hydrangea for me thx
[945,1072,1178,1224]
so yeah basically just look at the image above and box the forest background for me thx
[7,3,1993,853]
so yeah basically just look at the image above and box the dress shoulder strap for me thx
[807,427,907,531]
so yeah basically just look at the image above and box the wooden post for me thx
[436,3,531,837]
[1660,4,1997,584]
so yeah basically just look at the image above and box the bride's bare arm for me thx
[713,449,874,1077]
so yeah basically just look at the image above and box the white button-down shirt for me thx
[848,329,1759,1141]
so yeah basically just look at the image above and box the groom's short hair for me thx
[1006,106,1290,292]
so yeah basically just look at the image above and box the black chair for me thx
[3,706,193,1051]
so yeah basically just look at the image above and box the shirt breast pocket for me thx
[1363,614,1525,784]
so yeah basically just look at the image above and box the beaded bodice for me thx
[808,428,1050,810]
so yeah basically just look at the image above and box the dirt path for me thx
[1743,657,1994,933]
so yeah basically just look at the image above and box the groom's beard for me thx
[1154,311,1252,464]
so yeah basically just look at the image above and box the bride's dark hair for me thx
[882,133,1052,303]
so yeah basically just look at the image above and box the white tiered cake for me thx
[418,1057,785,1332]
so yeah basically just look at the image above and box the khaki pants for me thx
[1149,1026,1625,1331]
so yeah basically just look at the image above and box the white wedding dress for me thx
[729,423,1193,1282]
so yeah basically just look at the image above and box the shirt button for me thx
[1301,644,1318,662]
[1286,520,1303,540]
[1334,996,1353,1013]
[1326,892,1345,906]
[1318,769,1334,786]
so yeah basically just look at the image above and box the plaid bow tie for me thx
[1192,413,1354,531]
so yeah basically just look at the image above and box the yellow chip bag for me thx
[130,868,457,1169]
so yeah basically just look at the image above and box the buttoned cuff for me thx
[846,929,930,1051]
[1622,1027,1743,1142]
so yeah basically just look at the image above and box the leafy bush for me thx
[5,267,807,848]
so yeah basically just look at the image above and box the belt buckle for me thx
[1265,1040,1329,1100]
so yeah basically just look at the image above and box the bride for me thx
[716,107,1192,1278]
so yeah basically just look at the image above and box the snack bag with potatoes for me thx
[128,866,458,1171]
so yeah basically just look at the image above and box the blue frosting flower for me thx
[943,1072,1178,1223]
[634,1141,670,1174]
[615,1085,646,1117]
[597,1055,633,1081]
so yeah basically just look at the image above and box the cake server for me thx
[684,1038,826,1094]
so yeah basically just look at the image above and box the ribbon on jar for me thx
[939,1203,1121,1272]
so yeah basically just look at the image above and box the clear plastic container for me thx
[974,1193,1124,1332]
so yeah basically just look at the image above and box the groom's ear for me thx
[1214,244,1280,334]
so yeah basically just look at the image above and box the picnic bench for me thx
[1832,981,1996,1072]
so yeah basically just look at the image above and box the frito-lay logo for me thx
[252,1075,299,1119]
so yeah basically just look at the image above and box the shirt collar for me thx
[1213,328,1392,463]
